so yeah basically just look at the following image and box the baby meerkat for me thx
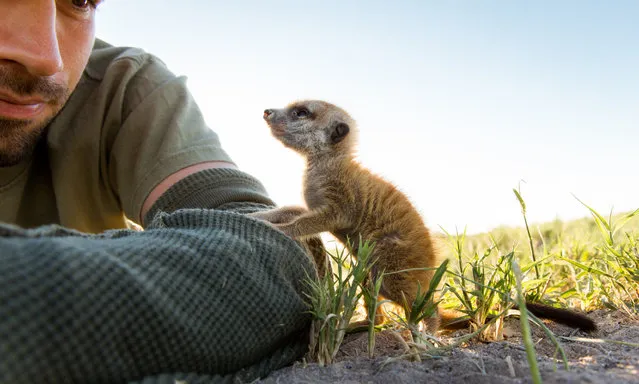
[251,100,441,331]
[252,100,597,333]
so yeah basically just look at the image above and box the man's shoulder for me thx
[83,38,169,82]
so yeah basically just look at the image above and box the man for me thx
[0,1,317,383]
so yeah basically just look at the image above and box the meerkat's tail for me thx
[520,302,597,332]
[439,302,597,332]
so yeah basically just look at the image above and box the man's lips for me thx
[0,89,47,105]
[0,90,47,120]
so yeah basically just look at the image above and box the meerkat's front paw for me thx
[248,206,308,225]
[248,210,300,238]
[248,210,274,222]
[271,223,294,237]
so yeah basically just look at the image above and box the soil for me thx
[259,310,639,383]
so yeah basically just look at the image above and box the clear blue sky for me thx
[96,1,639,233]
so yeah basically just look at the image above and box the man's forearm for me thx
[142,167,275,227]
[0,209,314,383]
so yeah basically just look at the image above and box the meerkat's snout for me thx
[263,109,273,119]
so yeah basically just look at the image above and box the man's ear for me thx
[330,122,350,144]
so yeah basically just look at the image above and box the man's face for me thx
[0,0,101,167]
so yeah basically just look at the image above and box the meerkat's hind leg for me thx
[363,293,389,326]
[376,269,441,334]
[248,205,308,224]
[300,235,331,277]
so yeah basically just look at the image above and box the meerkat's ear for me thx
[330,122,350,144]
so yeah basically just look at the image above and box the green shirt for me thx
[0,39,232,233]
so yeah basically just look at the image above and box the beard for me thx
[0,117,53,166]
[0,66,70,167]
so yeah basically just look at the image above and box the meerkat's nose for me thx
[263,109,273,119]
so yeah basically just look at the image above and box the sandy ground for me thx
[259,310,639,383]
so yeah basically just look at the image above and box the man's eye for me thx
[71,0,96,9]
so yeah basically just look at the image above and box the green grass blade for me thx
[556,255,615,278]
[513,259,542,384]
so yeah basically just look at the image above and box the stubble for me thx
[0,66,69,167]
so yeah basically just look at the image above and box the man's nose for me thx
[0,1,64,77]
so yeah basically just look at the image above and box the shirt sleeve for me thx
[142,167,276,227]
[105,54,234,223]
[0,209,314,383]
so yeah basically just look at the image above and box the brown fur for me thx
[251,100,440,332]
[252,99,597,333]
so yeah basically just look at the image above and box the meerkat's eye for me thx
[292,107,311,119]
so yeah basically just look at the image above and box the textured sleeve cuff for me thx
[142,168,276,227]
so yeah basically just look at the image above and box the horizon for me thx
[95,1,638,234]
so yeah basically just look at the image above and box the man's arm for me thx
[94,47,274,226]
[139,164,276,228]
[0,209,315,383]
[140,160,237,222]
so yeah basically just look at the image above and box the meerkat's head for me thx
[263,100,357,156]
